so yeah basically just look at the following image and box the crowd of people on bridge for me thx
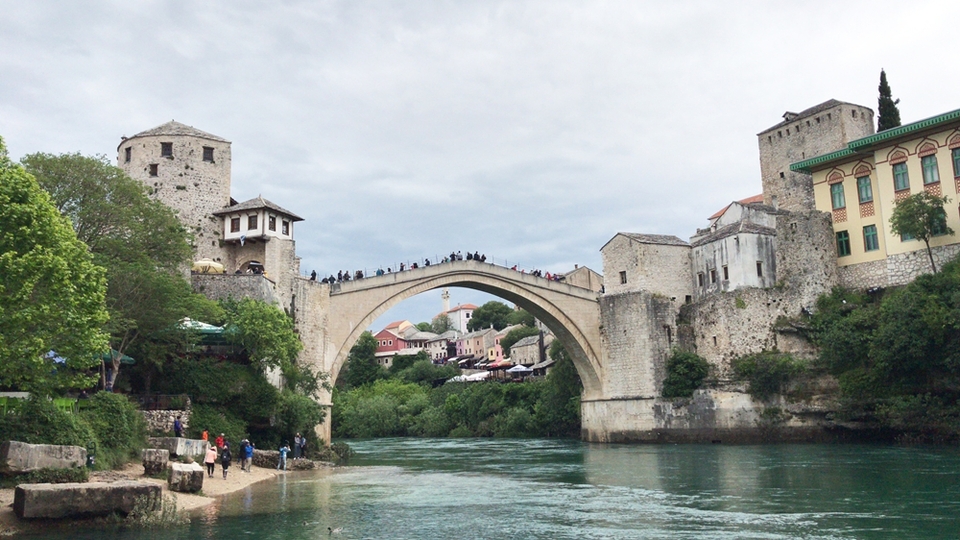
[306,249,568,285]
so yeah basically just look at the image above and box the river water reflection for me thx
[27,438,960,539]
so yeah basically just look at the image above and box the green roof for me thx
[849,108,960,150]
[790,148,858,174]
[790,107,960,173]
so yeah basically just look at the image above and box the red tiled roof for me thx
[708,194,764,220]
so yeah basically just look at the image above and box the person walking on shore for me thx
[278,442,290,471]
[204,445,218,478]
[221,442,232,480]
[173,415,183,438]
[293,433,302,459]
[298,435,306,459]
[243,440,255,472]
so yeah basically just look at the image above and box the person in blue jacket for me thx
[278,442,290,471]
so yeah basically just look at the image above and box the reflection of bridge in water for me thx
[294,260,604,441]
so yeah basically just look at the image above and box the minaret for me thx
[441,288,450,313]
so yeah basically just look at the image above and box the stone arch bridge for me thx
[291,260,606,440]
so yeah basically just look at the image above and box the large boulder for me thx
[0,441,86,474]
[141,448,169,476]
[14,481,160,519]
[147,437,207,459]
[167,462,204,493]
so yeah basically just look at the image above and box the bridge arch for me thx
[324,262,603,398]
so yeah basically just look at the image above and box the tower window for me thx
[282,220,289,235]
[230,218,240,233]
[710,269,717,284]
[149,164,158,176]
[203,146,214,162]
[248,215,258,230]
[619,271,627,284]
[756,261,763,277]
[160,142,173,157]
[124,147,131,163]
[722,265,729,281]
[697,273,704,287]
[269,216,276,231]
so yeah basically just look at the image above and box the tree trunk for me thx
[925,240,938,273]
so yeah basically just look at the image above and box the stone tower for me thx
[117,121,232,263]
[757,100,874,212]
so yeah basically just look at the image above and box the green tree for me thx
[877,69,901,132]
[22,152,199,390]
[430,314,454,334]
[222,298,303,372]
[534,341,582,437]
[500,326,540,358]
[341,331,383,389]
[415,322,432,332]
[889,192,953,273]
[661,351,709,398]
[507,308,536,327]
[467,301,514,331]
[0,138,109,395]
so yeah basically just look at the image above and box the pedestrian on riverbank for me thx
[298,435,307,459]
[215,433,225,450]
[243,440,254,472]
[278,442,290,471]
[173,415,183,438]
[201,429,209,442]
[221,442,232,479]
[293,433,302,459]
[204,445,218,478]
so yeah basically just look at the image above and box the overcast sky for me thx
[4,1,960,329]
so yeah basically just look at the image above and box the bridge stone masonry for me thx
[289,260,611,442]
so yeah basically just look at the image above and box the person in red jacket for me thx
[215,433,225,450]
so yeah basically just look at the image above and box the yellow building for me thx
[792,108,960,288]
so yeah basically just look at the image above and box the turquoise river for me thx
[24,438,960,539]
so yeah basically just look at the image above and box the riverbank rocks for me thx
[141,448,169,476]
[147,437,208,459]
[252,449,331,470]
[0,441,86,474]
[13,481,160,519]
[168,462,204,493]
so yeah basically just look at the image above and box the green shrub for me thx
[661,351,709,398]
[448,425,473,437]
[0,397,97,448]
[188,404,247,443]
[78,392,148,469]
[732,351,804,400]
[330,441,355,462]
[493,407,535,437]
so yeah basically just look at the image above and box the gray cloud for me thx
[3,0,959,326]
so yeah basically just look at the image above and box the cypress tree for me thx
[877,69,901,132]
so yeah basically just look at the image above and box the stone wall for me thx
[838,243,960,290]
[757,101,874,212]
[601,235,692,302]
[140,409,190,435]
[118,130,232,264]
[192,273,277,305]
[774,210,839,309]
[599,291,675,398]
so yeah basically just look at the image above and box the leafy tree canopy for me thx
[340,331,383,389]
[22,151,201,390]
[467,301,514,331]
[222,298,303,372]
[507,308,536,327]
[415,322,432,332]
[889,192,953,273]
[0,137,109,395]
[430,314,454,334]
[877,69,901,132]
